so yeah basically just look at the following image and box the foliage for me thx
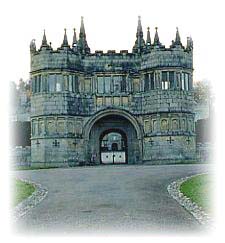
[193,81,212,104]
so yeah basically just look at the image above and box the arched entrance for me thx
[100,129,128,164]
[84,109,143,165]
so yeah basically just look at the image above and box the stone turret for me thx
[77,16,90,54]
[132,16,146,54]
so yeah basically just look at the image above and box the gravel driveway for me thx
[12,164,210,235]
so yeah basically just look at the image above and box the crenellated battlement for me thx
[30,17,193,74]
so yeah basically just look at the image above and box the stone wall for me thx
[10,147,31,167]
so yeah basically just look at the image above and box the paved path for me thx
[12,164,210,235]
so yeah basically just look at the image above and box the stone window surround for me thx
[143,69,192,92]
[31,69,192,95]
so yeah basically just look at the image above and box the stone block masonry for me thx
[30,17,195,167]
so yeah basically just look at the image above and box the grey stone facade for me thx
[30,17,196,167]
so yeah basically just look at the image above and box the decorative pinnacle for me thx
[72,28,77,47]
[153,27,160,46]
[137,16,142,32]
[146,27,151,46]
[78,16,90,54]
[62,28,69,47]
[41,29,48,46]
[80,16,86,36]
[175,27,182,45]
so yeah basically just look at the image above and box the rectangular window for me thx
[34,76,37,93]
[64,75,68,91]
[144,74,149,91]
[181,73,185,90]
[113,76,121,93]
[162,71,167,81]
[31,78,34,93]
[162,71,169,90]
[31,121,35,135]
[162,81,169,90]
[169,71,175,89]
[176,73,181,89]
[49,75,55,92]
[68,75,73,92]
[185,73,189,91]
[72,75,75,92]
[97,76,104,93]
[74,75,79,93]
[104,76,111,93]
[133,79,140,92]
[38,75,41,92]
[42,75,47,92]
[121,76,126,92]
[150,73,154,90]
[56,75,62,92]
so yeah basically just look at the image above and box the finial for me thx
[146,27,151,46]
[80,16,85,34]
[61,28,69,47]
[170,26,182,48]
[41,29,48,47]
[153,27,160,46]
[72,28,77,48]
[175,27,181,44]
[78,16,90,54]
[132,16,145,53]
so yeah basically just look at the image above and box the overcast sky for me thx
[1,0,224,85]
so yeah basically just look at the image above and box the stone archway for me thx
[84,109,143,164]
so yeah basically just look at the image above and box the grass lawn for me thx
[180,174,212,213]
[13,179,35,207]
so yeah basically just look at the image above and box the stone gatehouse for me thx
[30,16,196,167]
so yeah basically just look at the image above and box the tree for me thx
[193,80,212,104]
